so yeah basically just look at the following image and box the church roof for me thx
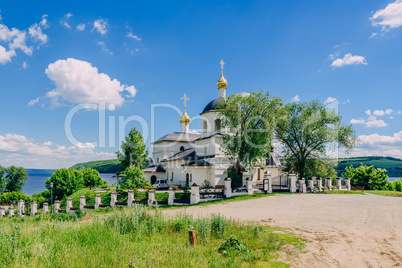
[201,97,225,114]
[143,165,166,173]
[162,148,198,162]
[182,160,212,167]
[153,132,200,144]
[195,132,223,141]
[265,152,283,167]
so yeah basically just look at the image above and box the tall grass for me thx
[0,205,305,267]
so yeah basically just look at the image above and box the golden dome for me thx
[217,71,227,89]
[180,109,190,124]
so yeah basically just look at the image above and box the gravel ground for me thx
[163,193,402,267]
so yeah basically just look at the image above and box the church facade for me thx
[143,61,283,188]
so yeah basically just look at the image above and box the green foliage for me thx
[342,164,389,190]
[0,192,30,204]
[228,167,243,189]
[218,236,248,254]
[80,168,108,189]
[31,190,51,206]
[201,180,211,189]
[119,164,149,189]
[70,159,121,173]
[116,127,149,171]
[219,90,283,170]
[388,179,402,192]
[276,100,356,179]
[0,165,7,193]
[337,156,402,177]
[0,225,20,266]
[5,166,28,193]
[286,158,337,179]
[45,168,84,200]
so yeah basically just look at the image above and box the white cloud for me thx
[40,15,49,29]
[371,0,402,30]
[373,109,385,116]
[22,61,28,69]
[93,19,108,35]
[45,58,136,107]
[97,41,113,55]
[385,108,393,115]
[0,133,114,169]
[369,32,378,39]
[28,23,48,44]
[331,53,367,68]
[324,97,337,105]
[127,32,141,41]
[365,109,371,115]
[350,118,365,124]
[291,95,300,102]
[65,12,73,19]
[61,21,71,29]
[76,23,86,31]
[27,97,39,106]
[365,116,387,128]
[0,45,16,64]
[359,131,402,146]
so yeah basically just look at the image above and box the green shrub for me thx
[211,214,226,238]
[218,235,248,254]
[0,192,30,205]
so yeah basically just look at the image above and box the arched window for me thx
[186,173,190,187]
[151,175,157,184]
[190,173,193,182]
[180,146,185,151]
[157,157,159,164]
[215,119,221,132]
[203,120,208,133]
[171,172,174,181]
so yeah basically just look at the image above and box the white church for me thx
[143,61,283,188]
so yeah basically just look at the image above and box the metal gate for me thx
[271,175,289,192]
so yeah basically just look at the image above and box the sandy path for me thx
[163,194,402,267]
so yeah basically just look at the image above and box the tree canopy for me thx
[45,169,84,200]
[275,100,356,179]
[119,164,149,189]
[5,166,28,193]
[80,168,108,189]
[116,127,149,171]
[342,164,389,190]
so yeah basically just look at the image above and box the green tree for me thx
[286,158,337,180]
[119,164,149,189]
[275,100,356,180]
[219,90,283,187]
[5,166,28,193]
[116,127,149,171]
[45,169,84,200]
[80,168,108,189]
[342,164,389,190]
[0,165,7,193]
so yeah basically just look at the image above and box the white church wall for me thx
[153,141,193,164]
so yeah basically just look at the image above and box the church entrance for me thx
[151,175,157,185]
[186,174,190,187]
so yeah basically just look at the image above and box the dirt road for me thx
[163,193,402,267]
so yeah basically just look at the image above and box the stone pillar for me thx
[18,199,24,217]
[54,200,60,213]
[224,178,232,198]
[31,201,37,216]
[0,206,5,217]
[325,177,332,190]
[245,178,253,195]
[95,194,101,209]
[43,202,49,213]
[9,204,14,217]
[308,178,314,190]
[298,179,304,193]
[336,177,342,189]
[302,183,307,193]
[168,189,175,206]
[110,192,117,207]
[317,178,322,191]
[266,178,272,194]
[190,184,200,205]
[289,173,297,193]
[345,177,351,191]
[79,196,86,210]
[66,198,73,213]
[127,190,134,208]
[147,190,155,207]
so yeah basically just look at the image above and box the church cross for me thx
[181,93,189,108]
[220,59,225,70]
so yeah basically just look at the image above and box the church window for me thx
[172,172,174,181]
[203,120,208,133]
[180,146,185,151]
[190,173,193,182]
[215,119,221,132]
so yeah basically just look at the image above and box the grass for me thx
[365,190,402,197]
[0,205,305,267]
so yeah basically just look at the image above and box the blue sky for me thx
[0,0,401,168]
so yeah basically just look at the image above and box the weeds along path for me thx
[162,193,402,268]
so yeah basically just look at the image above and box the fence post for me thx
[345,177,351,191]
[43,202,49,213]
[0,206,5,217]
[317,177,322,191]
[79,196,86,210]
[110,192,117,207]
[190,184,200,205]
[325,177,332,190]
[31,201,37,216]
[308,178,314,190]
[298,179,304,193]
[289,173,297,193]
[9,204,14,217]
[148,190,155,207]
[18,199,24,217]
[127,190,134,208]
[224,178,232,198]
[66,198,73,213]
[336,177,342,189]
[189,230,196,247]
[168,188,175,206]
[95,194,101,209]
[245,178,253,195]
[54,200,60,213]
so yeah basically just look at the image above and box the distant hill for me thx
[336,156,402,177]
[70,159,121,173]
